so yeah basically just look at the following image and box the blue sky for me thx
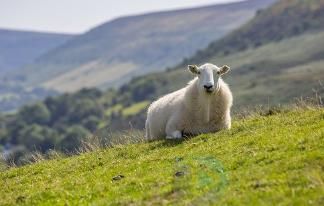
[0,0,244,34]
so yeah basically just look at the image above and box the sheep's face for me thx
[188,63,230,94]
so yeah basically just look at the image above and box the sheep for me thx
[145,63,233,140]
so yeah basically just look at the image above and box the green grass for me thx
[1,108,324,205]
[122,101,150,117]
[104,104,123,117]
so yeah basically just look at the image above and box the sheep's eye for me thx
[197,71,201,75]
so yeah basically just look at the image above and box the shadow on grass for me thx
[154,135,197,148]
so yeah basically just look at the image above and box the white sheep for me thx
[145,63,233,140]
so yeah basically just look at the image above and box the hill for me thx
[1,108,323,205]
[0,29,73,112]
[17,0,276,92]
[0,28,74,77]
[188,0,324,63]
[117,0,324,109]
[2,0,324,163]
[128,30,324,108]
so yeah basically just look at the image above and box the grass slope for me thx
[1,108,324,205]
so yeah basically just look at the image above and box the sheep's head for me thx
[188,63,230,94]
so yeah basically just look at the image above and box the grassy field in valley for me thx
[0,107,324,205]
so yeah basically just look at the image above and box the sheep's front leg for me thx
[166,131,182,139]
[165,116,183,139]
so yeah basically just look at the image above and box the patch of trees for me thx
[0,83,159,165]
[0,89,107,164]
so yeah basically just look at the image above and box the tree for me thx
[19,102,51,125]
[82,116,100,132]
[17,124,59,152]
[17,124,45,151]
[75,88,102,99]
[0,128,8,145]
[68,99,104,123]
[59,126,90,152]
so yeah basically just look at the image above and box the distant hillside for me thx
[0,29,74,77]
[188,0,324,63]
[0,82,57,113]
[0,29,73,112]
[1,108,323,205]
[18,0,276,92]
[117,0,324,109]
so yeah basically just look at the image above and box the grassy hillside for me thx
[18,0,276,92]
[1,0,324,163]
[0,29,74,77]
[1,108,323,205]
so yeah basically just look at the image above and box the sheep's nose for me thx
[204,85,213,90]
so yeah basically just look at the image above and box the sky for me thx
[0,0,245,34]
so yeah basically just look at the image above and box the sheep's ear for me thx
[188,65,200,74]
[218,65,230,75]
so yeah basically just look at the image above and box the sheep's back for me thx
[147,88,185,136]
